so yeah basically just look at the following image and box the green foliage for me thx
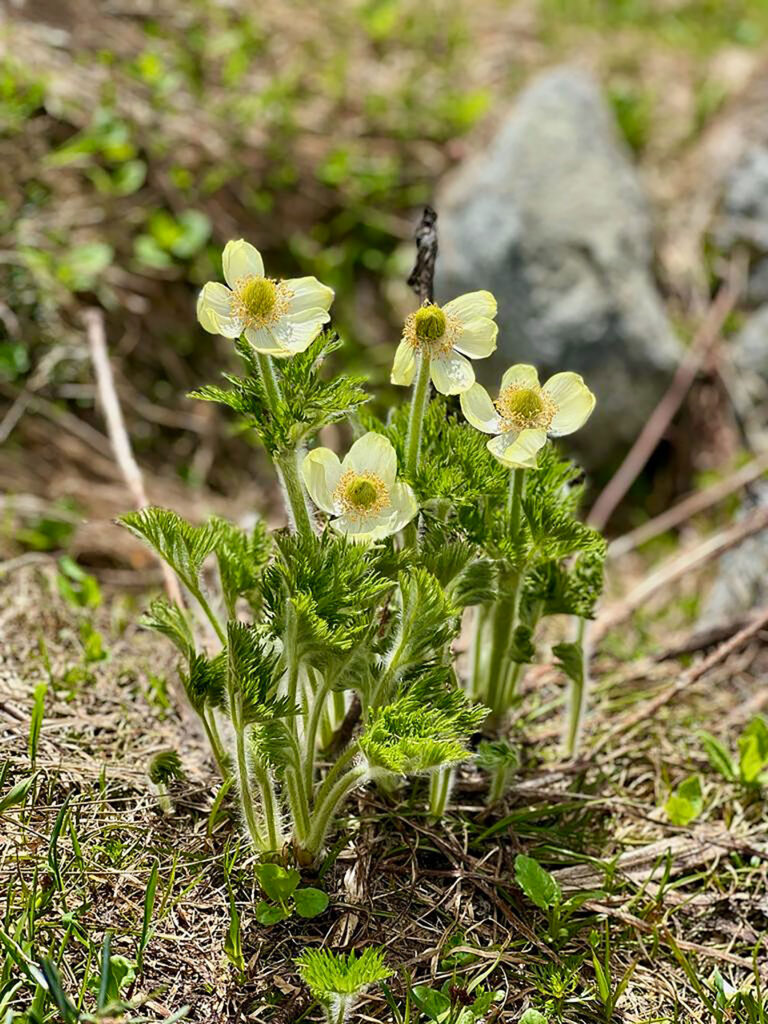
[56,556,102,609]
[254,863,328,924]
[225,621,289,725]
[148,750,185,787]
[261,529,393,664]
[295,946,392,998]
[192,333,369,454]
[515,854,561,913]
[361,686,485,776]
[141,599,196,659]
[120,507,221,596]
[700,717,768,787]
[180,652,226,714]
[210,515,270,616]
[664,774,703,826]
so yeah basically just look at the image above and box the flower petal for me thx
[387,482,418,533]
[391,339,416,387]
[542,372,596,437]
[501,364,540,391]
[342,432,397,489]
[271,308,330,354]
[284,276,334,315]
[244,325,289,355]
[222,239,264,288]
[332,511,398,543]
[196,282,242,337]
[430,351,475,395]
[443,290,497,323]
[460,382,502,434]
[453,318,498,359]
[487,428,547,469]
[301,447,342,514]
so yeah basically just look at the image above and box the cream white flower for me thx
[302,432,418,543]
[196,239,334,357]
[391,292,498,396]
[460,364,596,469]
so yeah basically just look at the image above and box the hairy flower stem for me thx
[486,469,526,725]
[564,616,590,759]
[255,351,315,539]
[190,585,226,645]
[302,763,368,859]
[405,350,431,479]
[202,709,230,782]
[428,766,454,819]
[232,704,265,850]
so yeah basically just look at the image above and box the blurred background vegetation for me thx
[3,0,768,516]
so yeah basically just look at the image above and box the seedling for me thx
[514,854,595,945]
[295,946,392,1024]
[700,716,768,787]
[254,863,328,924]
[664,773,704,826]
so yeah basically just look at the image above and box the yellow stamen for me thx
[403,303,457,356]
[335,470,389,519]
[231,276,290,330]
[496,385,555,432]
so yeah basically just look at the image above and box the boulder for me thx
[698,483,768,629]
[435,67,682,464]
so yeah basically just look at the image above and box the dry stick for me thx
[83,307,183,608]
[609,448,768,559]
[593,502,768,645]
[588,273,742,532]
[592,601,768,757]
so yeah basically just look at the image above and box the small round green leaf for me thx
[293,887,329,919]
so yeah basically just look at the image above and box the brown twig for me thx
[588,267,743,531]
[593,503,768,644]
[83,307,183,607]
[609,448,768,559]
[407,205,438,304]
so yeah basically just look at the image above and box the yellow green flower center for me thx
[496,385,555,431]
[413,305,446,342]
[404,303,457,356]
[231,275,290,330]
[335,470,388,519]
[241,278,276,319]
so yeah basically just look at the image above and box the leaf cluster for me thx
[295,946,392,999]
[191,332,369,454]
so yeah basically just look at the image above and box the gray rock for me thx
[717,143,768,254]
[698,483,768,629]
[435,67,682,464]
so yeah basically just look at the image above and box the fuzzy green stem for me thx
[233,713,265,850]
[276,448,315,539]
[564,616,590,759]
[251,757,282,852]
[405,349,431,478]
[202,708,230,782]
[428,766,454,819]
[303,763,367,859]
[255,349,282,411]
[485,469,526,725]
[190,586,226,645]
[304,678,331,794]
[470,604,491,701]
[488,761,514,805]
[313,742,360,810]
[255,351,315,539]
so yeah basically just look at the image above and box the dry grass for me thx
[2,561,767,1022]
